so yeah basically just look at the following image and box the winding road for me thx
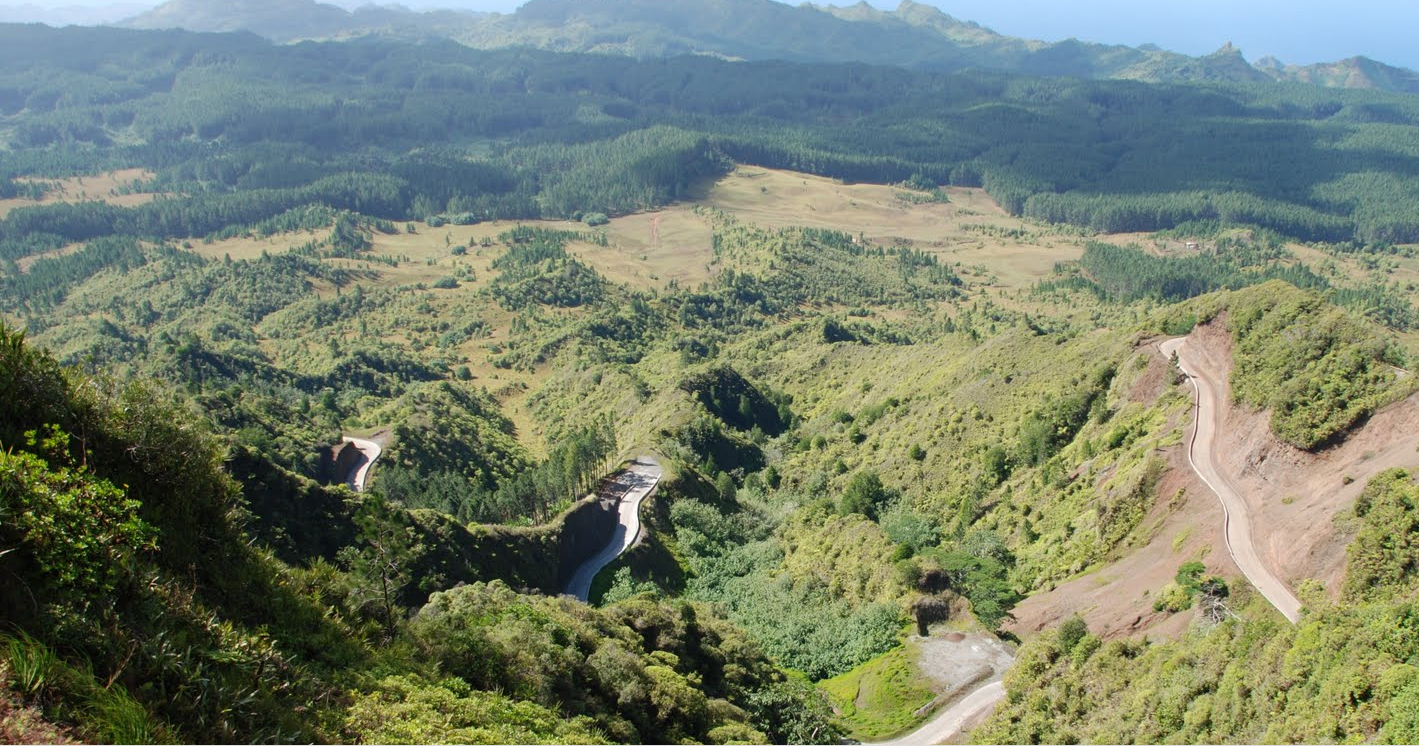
[880,680,1006,746]
[341,436,383,493]
[1160,337,1303,623]
[564,457,662,602]
[873,336,1308,745]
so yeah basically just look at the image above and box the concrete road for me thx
[878,680,1006,746]
[564,457,662,602]
[1160,337,1303,623]
[341,436,382,493]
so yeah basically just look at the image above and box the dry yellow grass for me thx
[14,242,83,272]
[0,168,162,218]
[703,167,1084,291]
[189,230,327,262]
[571,206,716,290]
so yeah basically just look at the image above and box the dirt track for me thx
[1160,337,1302,622]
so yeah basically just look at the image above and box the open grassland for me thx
[704,167,1083,291]
[582,207,717,290]
[0,168,162,217]
[186,166,1088,300]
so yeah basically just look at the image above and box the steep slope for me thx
[0,323,840,743]
[977,467,1419,745]
[1011,283,1417,637]
[1174,314,1419,596]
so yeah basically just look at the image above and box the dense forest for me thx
[4,24,1419,254]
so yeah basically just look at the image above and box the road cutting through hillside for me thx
[878,680,1006,746]
[877,336,1308,746]
[341,436,383,492]
[1160,337,1303,623]
[564,457,662,602]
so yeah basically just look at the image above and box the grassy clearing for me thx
[819,643,937,741]
[702,166,1083,291]
[580,206,716,290]
[0,168,161,217]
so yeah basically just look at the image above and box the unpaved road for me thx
[875,336,1304,746]
[879,680,1005,746]
[341,436,383,492]
[564,457,662,602]
[1160,337,1303,623]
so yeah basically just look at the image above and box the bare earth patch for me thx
[1183,319,1419,596]
[1012,319,1419,640]
[1007,436,1233,642]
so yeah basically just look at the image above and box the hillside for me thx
[5,17,1419,746]
[1259,54,1419,96]
[113,0,1419,96]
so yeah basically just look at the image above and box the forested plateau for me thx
[4,20,1419,746]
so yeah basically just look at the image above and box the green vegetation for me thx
[7,26,1419,256]
[820,645,937,740]
[4,19,1419,746]
[978,469,1419,744]
[1045,240,1416,330]
[1219,282,1411,449]
[665,481,905,679]
[0,324,841,743]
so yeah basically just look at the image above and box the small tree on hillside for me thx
[840,469,888,520]
[339,498,425,639]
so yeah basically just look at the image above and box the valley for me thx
[3,14,1419,746]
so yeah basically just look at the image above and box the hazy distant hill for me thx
[0,2,148,25]
[119,0,1419,95]
[121,0,485,41]
[455,0,1230,81]
[1257,54,1419,96]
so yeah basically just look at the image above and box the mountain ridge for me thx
[109,0,1419,95]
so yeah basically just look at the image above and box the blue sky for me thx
[18,0,1417,69]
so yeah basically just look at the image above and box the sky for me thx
[11,0,1417,69]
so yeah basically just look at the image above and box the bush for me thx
[839,470,888,520]
[1057,615,1088,653]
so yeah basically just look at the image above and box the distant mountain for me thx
[0,2,149,25]
[119,0,1419,95]
[457,0,1182,79]
[121,0,485,41]
[1258,54,1419,96]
